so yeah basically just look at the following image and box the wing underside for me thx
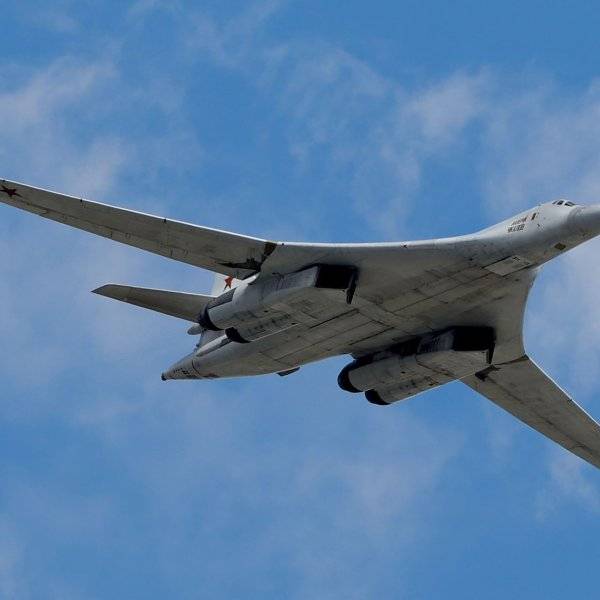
[464,356,600,469]
[0,179,278,279]
[0,180,487,287]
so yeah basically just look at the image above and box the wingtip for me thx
[91,284,114,296]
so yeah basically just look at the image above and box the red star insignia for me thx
[1,185,22,199]
[224,276,234,290]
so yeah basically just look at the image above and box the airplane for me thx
[1,179,600,470]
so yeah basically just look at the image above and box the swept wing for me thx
[0,179,276,279]
[464,356,600,469]
[0,179,478,284]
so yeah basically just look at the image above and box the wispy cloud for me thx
[67,383,461,598]
[0,57,123,192]
[0,54,205,397]
[535,451,600,520]
[186,0,286,68]
[480,78,600,213]
[183,6,492,237]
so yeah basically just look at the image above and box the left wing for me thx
[464,356,600,469]
[0,179,277,279]
[0,180,478,286]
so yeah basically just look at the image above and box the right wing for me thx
[463,356,600,469]
[0,179,278,279]
[93,284,214,322]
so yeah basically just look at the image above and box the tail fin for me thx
[198,273,245,346]
[211,273,244,295]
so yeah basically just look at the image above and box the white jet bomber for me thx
[2,179,600,469]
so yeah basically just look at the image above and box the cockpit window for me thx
[556,200,564,205]
[565,201,575,206]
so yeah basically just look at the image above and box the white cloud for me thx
[480,78,600,212]
[255,45,491,237]
[0,58,123,192]
[402,70,490,146]
[0,54,207,402]
[535,451,600,520]
[0,59,113,127]
[186,0,285,68]
[276,413,460,598]
[0,60,132,390]
[182,7,493,237]
[66,380,460,598]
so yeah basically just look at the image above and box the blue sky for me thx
[1,1,600,598]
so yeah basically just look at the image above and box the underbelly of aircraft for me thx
[162,266,535,382]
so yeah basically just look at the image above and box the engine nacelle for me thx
[199,264,358,343]
[338,327,494,399]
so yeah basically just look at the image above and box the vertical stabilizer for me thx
[198,273,245,347]
[211,273,244,296]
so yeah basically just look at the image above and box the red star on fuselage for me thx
[224,276,234,290]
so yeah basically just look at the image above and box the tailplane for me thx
[93,274,245,348]
[93,284,214,322]
[210,273,244,296]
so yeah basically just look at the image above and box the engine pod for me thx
[338,327,494,399]
[201,264,358,339]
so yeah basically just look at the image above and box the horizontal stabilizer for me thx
[93,284,214,322]
[464,356,600,469]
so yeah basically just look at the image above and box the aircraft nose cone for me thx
[568,204,600,238]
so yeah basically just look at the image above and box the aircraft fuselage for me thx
[162,200,600,381]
